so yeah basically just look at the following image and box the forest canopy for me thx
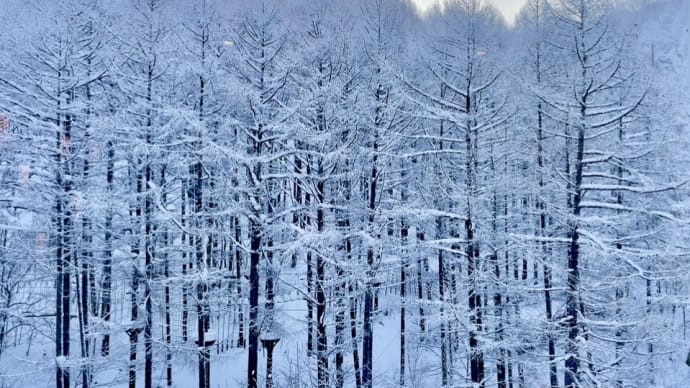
[0,0,689,387]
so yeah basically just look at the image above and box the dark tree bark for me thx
[313,82,329,386]
[334,162,351,388]
[291,155,303,269]
[399,220,408,387]
[235,214,244,348]
[100,140,114,357]
[306,241,314,356]
[316,175,328,387]
[493,251,506,388]
[399,164,409,387]
[537,104,558,388]
[143,63,154,388]
[263,159,277,388]
[161,167,172,387]
[181,178,189,343]
[194,31,211,388]
[564,114,585,388]
[128,166,142,388]
[247,121,263,388]
[362,73,386,388]
[55,92,72,388]
[349,281,362,388]
[247,218,260,388]
[361,173,377,388]
[465,88,484,386]
[77,50,96,388]
[334,228,350,388]
[438,244,448,387]
[128,280,139,388]
[415,229,426,338]
[490,165,506,388]
[435,119,449,387]
[77,154,92,388]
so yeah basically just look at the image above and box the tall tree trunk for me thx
[195,46,210,388]
[438,217,448,387]
[247,217,260,388]
[76,255,89,388]
[143,189,153,388]
[181,179,189,343]
[362,78,385,388]
[306,191,314,357]
[490,169,506,388]
[494,254,506,388]
[613,114,625,388]
[349,281,362,388]
[399,220,407,387]
[143,65,154,388]
[100,140,114,356]
[78,64,94,388]
[466,91,484,386]
[128,262,139,388]
[77,183,91,388]
[537,103,558,388]
[334,228,349,388]
[564,117,585,388]
[362,266,374,388]
[399,163,409,387]
[247,124,263,388]
[646,273,654,384]
[334,157,350,388]
[467,214,484,385]
[235,214,244,348]
[161,167,173,387]
[55,96,72,388]
[334,284,345,388]
[263,166,277,388]
[435,117,449,387]
[306,173,314,357]
[416,230,426,339]
[129,158,143,388]
[362,195,376,388]
[291,154,302,269]
[316,175,328,387]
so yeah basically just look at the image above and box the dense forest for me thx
[1,0,689,387]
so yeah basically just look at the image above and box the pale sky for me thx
[411,0,529,25]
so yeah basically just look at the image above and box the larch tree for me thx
[542,0,680,386]
[117,0,172,386]
[225,2,290,386]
